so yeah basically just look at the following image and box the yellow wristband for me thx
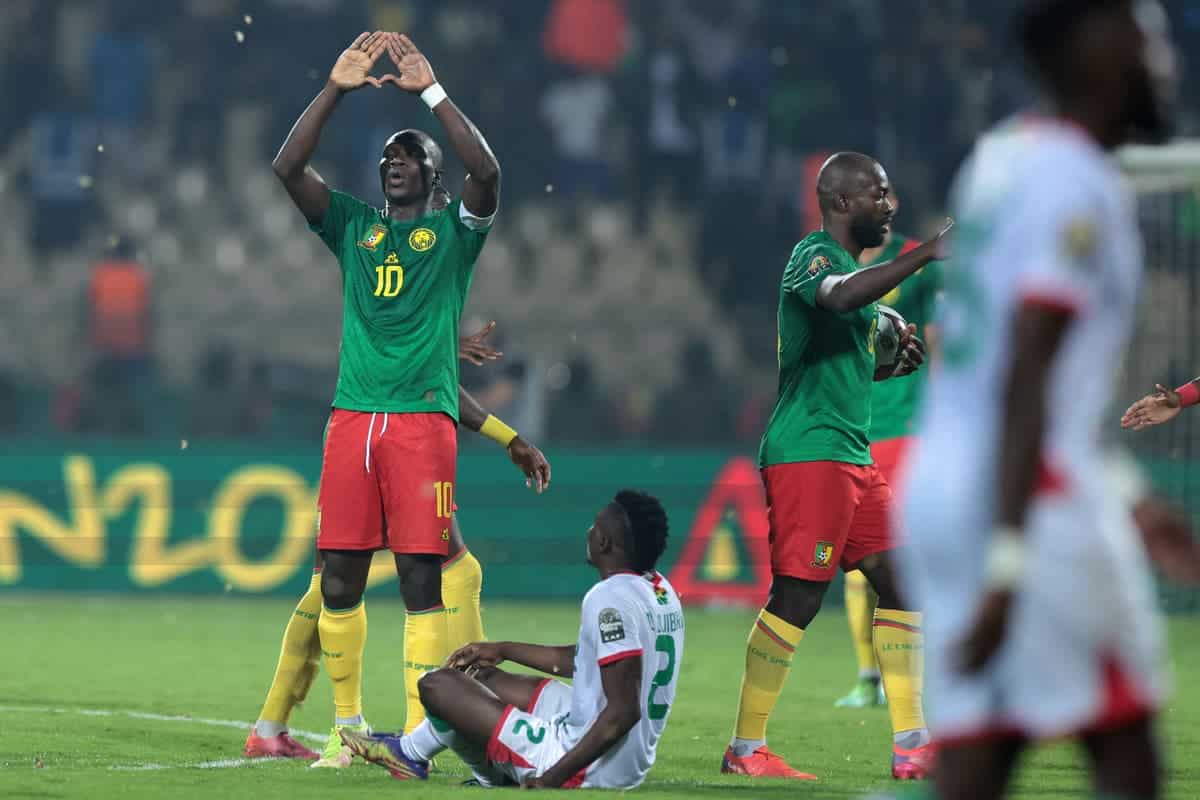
[480,414,518,448]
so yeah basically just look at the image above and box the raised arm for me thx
[816,220,952,314]
[530,657,643,788]
[383,34,501,217]
[273,32,389,224]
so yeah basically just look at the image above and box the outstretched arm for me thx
[816,220,953,313]
[1121,380,1197,430]
[529,657,642,788]
[273,32,390,224]
[383,34,501,217]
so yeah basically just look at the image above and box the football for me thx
[874,304,907,368]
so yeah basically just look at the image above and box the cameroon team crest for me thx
[811,541,834,569]
[409,227,437,252]
[359,225,388,251]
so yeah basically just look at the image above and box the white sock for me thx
[731,737,766,757]
[335,714,364,727]
[255,720,286,738]
[405,718,454,762]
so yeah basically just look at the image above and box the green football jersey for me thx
[867,235,944,441]
[309,191,490,420]
[759,231,877,468]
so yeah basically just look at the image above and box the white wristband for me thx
[421,83,448,110]
[983,527,1026,590]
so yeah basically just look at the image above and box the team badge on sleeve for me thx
[409,227,437,252]
[359,225,388,251]
[811,541,834,569]
[598,608,626,643]
[807,255,831,276]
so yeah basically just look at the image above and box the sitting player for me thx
[340,490,683,790]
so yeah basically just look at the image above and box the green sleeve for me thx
[309,190,372,257]
[448,199,492,272]
[781,243,840,307]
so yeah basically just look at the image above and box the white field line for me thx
[1,704,327,772]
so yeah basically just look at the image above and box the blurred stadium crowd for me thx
[2,0,1200,445]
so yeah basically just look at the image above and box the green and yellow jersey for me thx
[309,191,491,420]
[759,231,878,468]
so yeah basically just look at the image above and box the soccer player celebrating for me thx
[339,490,683,790]
[837,205,943,710]
[244,337,551,763]
[722,153,950,780]
[269,29,501,750]
[899,2,1199,798]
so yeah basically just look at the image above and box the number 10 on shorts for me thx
[435,481,454,519]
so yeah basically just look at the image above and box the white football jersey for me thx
[563,571,684,789]
[914,116,1142,501]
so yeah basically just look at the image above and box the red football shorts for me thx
[317,409,457,556]
[761,460,892,580]
[870,435,914,492]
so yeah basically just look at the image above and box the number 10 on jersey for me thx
[374,264,404,297]
[435,481,454,519]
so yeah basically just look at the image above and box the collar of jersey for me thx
[376,205,444,229]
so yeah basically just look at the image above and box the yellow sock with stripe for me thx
[404,604,448,734]
[845,570,880,679]
[442,550,485,649]
[318,601,367,724]
[731,609,804,752]
[255,571,323,736]
[873,608,927,741]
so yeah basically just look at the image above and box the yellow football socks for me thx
[845,570,880,678]
[404,604,448,733]
[257,572,323,732]
[873,608,926,735]
[443,550,485,649]
[318,601,367,722]
[733,609,805,741]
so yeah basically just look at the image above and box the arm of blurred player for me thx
[816,219,953,314]
[526,657,642,789]
[458,385,551,493]
[1120,380,1196,430]
[272,32,390,224]
[383,34,501,217]
[447,641,576,678]
[959,304,1073,673]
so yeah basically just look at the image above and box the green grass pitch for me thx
[3,595,1199,798]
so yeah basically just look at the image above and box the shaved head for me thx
[816,152,884,214]
[814,152,894,250]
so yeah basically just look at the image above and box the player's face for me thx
[848,168,894,249]
[1123,0,1178,143]
[378,141,427,205]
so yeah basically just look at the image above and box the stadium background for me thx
[3,0,1200,611]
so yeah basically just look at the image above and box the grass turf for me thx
[2,595,1198,798]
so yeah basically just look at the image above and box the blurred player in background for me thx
[341,490,682,790]
[899,2,1200,798]
[268,29,502,753]
[244,331,551,764]
[837,201,944,710]
[722,152,950,780]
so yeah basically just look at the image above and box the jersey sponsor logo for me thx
[359,225,388,251]
[598,608,626,643]
[807,254,831,276]
[384,251,400,265]
[811,541,834,569]
[409,227,437,252]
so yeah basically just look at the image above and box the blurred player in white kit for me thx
[898,1,1200,798]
